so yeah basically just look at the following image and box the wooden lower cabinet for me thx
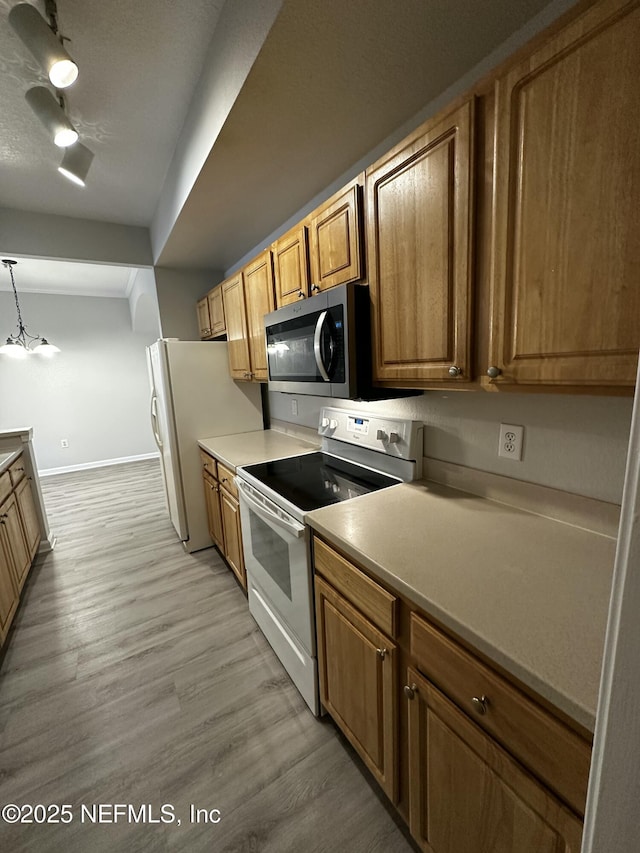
[1,492,30,592]
[15,477,40,562]
[219,486,246,591]
[203,472,224,551]
[0,531,19,643]
[405,667,583,853]
[315,574,397,802]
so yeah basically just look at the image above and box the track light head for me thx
[58,142,94,186]
[9,2,78,89]
[25,86,78,147]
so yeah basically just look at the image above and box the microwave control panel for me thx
[319,407,423,463]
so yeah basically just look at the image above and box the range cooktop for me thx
[240,451,400,513]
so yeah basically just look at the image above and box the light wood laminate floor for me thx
[0,460,415,852]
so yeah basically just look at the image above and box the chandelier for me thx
[0,260,61,358]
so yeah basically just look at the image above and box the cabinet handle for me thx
[471,695,489,715]
[243,371,254,379]
[376,648,387,660]
[297,290,305,298]
[448,365,463,377]
[311,284,320,292]
[487,366,502,378]
[14,467,24,473]
[404,683,417,700]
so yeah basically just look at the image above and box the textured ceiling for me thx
[1,0,563,291]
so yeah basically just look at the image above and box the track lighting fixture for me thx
[9,2,78,90]
[25,86,78,147]
[58,142,94,186]
[0,260,61,357]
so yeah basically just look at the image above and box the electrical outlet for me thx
[61,439,69,448]
[498,424,523,461]
[291,398,298,416]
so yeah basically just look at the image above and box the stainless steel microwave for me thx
[264,283,369,399]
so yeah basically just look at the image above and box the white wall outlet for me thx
[498,424,524,461]
[291,398,298,416]
[61,439,69,448]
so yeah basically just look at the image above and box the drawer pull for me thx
[376,647,387,660]
[404,683,417,700]
[471,695,489,715]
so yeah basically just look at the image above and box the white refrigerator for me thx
[147,339,263,552]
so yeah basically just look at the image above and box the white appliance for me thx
[236,407,423,715]
[147,339,263,552]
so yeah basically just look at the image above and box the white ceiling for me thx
[0,256,134,297]
[0,0,561,294]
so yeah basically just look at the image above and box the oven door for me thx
[236,476,315,655]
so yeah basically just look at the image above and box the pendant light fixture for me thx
[9,1,78,89]
[0,260,61,358]
[25,86,78,147]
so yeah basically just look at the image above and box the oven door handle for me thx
[313,310,331,382]
[235,478,306,539]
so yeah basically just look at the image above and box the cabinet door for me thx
[203,473,224,551]
[208,287,226,337]
[220,487,246,591]
[489,0,640,388]
[309,178,363,293]
[406,667,582,853]
[243,250,276,381]
[197,296,212,339]
[366,99,475,385]
[272,225,310,306]
[15,477,40,561]
[1,494,30,592]
[315,575,397,802]
[0,532,19,643]
[222,273,252,380]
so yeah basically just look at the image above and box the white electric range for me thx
[235,407,423,715]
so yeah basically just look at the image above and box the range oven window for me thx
[266,305,345,384]
[249,511,292,600]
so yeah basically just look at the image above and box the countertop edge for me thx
[0,449,22,475]
[307,510,596,733]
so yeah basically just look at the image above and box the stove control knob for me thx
[389,432,400,444]
[321,417,330,429]
[376,429,388,442]
[329,419,338,430]
[332,483,340,493]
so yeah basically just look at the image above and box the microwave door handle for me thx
[313,310,331,382]
[235,478,306,539]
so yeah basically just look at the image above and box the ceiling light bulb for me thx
[25,86,78,148]
[33,338,61,356]
[58,142,94,186]
[9,3,78,89]
[0,339,29,359]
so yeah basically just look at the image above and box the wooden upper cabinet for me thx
[366,99,475,386]
[272,224,310,306]
[489,0,640,388]
[308,177,364,294]
[243,249,276,382]
[208,286,226,337]
[406,668,583,853]
[197,296,212,339]
[222,273,252,380]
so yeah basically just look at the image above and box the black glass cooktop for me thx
[241,452,399,512]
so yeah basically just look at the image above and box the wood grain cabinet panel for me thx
[220,486,246,591]
[315,574,397,803]
[309,178,363,293]
[1,493,30,592]
[197,296,212,339]
[406,668,582,853]
[0,529,19,643]
[243,249,276,381]
[273,225,310,306]
[208,286,226,337]
[222,273,252,380]
[366,99,475,385]
[15,477,40,562]
[203,472,224,552]
[489,0,640,387]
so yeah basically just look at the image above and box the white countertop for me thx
[307,479,616,732]
[198,429,318,470]
[0,450,21,474]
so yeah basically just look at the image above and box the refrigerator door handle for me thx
[150,393,163,448]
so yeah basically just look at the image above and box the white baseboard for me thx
[38,452,160,477]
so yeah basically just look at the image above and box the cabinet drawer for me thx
[8,456,26,486]
[313,538,396,638]
[0,472,11,505]
[199,450,217,479]
[409,612,591,816]
[217,462,237,497]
